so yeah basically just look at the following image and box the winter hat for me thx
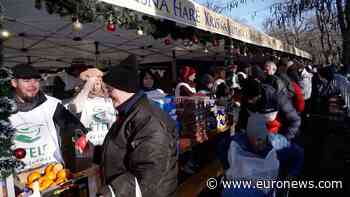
[103,54,139,93]
[241,78,262,98]
[12,64,41,79]
[246,112,269,142]
[250,65,266,82]
[287,66,301,83]
[180,66,196,81]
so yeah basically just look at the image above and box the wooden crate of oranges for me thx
[15,163,73,193]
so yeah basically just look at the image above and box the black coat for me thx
[237,84,301,140]
[100,95,178,197]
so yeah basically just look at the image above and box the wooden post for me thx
[0,175,15,197]
[171,50,177,83]
[213,53,217,67]
[0,39,3,67]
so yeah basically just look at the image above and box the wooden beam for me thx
[176,160,223,197]
[171,50,177,83]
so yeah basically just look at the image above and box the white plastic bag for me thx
[225,140,280,194]
[108,177,142,197]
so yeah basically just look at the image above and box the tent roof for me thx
[2,0,229,68]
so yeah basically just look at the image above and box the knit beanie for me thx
[241,78,262,98]
[12,64,41,79]
[103,54,139,93]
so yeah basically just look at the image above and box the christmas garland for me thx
[34,0,229,45]
[0,68,23,179]
[33,0,289,61]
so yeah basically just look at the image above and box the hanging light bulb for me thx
[204,47,209,53]
[137,27,144,36]
[72,19,83,32]
[0,29,11,40]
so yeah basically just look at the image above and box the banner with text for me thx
[101,0,311,59]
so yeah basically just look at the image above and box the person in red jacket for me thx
[291,81,305,113]
[287,65,305,113]
[287,64,305,113]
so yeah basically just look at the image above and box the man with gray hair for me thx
[263,61,287,95]
[287,61,294,68]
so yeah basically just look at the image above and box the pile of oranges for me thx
[26,163,72,191]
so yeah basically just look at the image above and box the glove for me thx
[75,134,88,154]
[268,133,290,150]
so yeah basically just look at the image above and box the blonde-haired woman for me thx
[68,69,116,146]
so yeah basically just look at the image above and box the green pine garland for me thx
[34,0,227,45]
[0,68,23,179]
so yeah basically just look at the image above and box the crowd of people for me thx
[8,54,350,197]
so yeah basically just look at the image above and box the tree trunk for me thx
[342,30,350,72]
[316,9,330,64]
[0,39,3,67]
[336,0,350,73]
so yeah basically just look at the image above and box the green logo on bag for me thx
[93,107,108,123]
[14,124,44,143]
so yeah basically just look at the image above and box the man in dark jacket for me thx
[237,79,301,140]
[98,55,178,197]
[9,64,88,172]
[236,79,303,177]
[263,61,288,95]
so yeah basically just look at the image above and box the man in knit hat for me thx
[97,55,178,197]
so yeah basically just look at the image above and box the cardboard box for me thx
[15,164,100,197]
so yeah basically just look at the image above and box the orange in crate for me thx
[27,171,41,185]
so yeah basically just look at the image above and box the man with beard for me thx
[9,64,88,172]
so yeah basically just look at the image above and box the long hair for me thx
[179,66,196,82]
[139,69,160,90]
[88,81,108,98]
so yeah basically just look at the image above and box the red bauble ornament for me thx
[212,39,219,47]
[164,38,172,45]
[107,21,116,32]
[192,35,199,44]
[15,148,26,159]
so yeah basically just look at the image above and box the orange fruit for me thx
[46,171,57,181]
[26,182,33,189]
[27,171,41,184]
[40,178,54,191]
[56,169,71,179]
[52,163,64,174]
[38,176,47,184]
[55,177,67,185]
[44,163,55,175]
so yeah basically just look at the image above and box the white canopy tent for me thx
[1,0,230,69]
[1,0,311,69]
